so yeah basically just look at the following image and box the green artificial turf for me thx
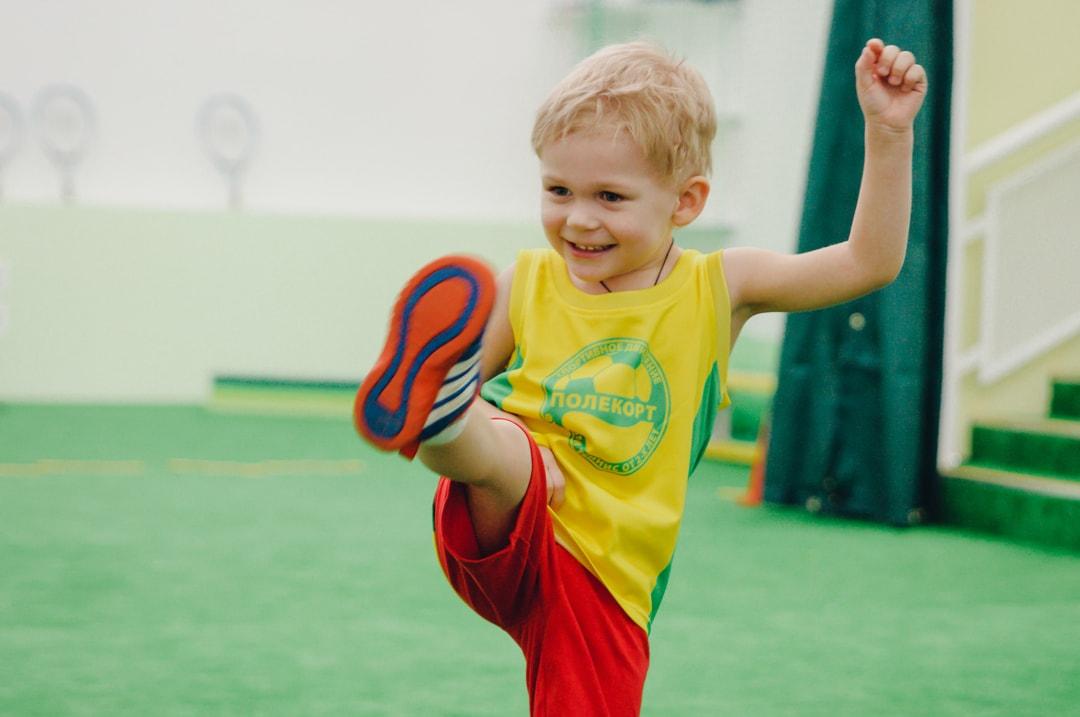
[1,405,1078,716]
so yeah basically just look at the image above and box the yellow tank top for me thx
[481,247,731,632]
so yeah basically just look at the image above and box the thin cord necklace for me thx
[599,239,675,293]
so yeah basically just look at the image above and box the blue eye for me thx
[548,186,570,197]
[599,191,624,203]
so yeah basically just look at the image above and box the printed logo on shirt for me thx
[541,338,670,475]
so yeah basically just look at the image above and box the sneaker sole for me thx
[353,255,495,454]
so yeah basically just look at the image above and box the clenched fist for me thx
[855,38,928,133]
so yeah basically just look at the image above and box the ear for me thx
[672,176,710,227]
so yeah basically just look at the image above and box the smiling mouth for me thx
[568,241,615,253]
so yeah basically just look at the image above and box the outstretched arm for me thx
[724,38,928,319]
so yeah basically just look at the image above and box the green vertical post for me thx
[764,0,954,525]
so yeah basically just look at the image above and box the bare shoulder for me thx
[480,263,517,382]
[496,262,516,288]
[718,246,771,314]
[493,262,516,311]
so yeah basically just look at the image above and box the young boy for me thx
[354,38,926,715]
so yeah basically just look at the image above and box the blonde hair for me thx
[531,41,717,184]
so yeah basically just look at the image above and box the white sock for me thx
[418,342,481,446]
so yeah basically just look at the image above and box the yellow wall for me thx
[965,119,1080,219]
[951,0,1080,458]
[967,0,1080,149]
[955,336,1080,454]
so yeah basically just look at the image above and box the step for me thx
[704,438,758,466]
[729,388,771,442]
[969,418,1080,479]
[210,376,355,418]
[1051,378,1080,420]
[942,464,1080,551]
[725,371,775,443]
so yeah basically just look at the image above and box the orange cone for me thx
[739,418,769,507]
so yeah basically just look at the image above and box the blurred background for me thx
[1,1,1078,715]
[0,0,832,403]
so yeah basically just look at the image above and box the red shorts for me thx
[433,420,650,716]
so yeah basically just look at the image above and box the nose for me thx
[566,201,600,231]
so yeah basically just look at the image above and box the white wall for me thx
[0,1,829,227]
[739,0,834,240]
[0,0,575,219]
[733,0,832,338]
[0,0,832,358]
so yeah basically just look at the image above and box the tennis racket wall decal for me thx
[32,84,96,204]
[0,93,23,202]
[196,94,259,210]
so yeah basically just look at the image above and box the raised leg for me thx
[354,255,535,553]
[418,404,534,553]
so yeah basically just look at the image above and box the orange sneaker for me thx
[353,255,495,458]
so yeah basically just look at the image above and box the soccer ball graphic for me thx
[542,341,669,474]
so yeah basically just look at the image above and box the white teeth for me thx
[571,242,610,252]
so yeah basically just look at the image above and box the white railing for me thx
[972,142,1080,384]
[940,0,1080,468]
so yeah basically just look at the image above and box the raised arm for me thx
[724,38,928,319]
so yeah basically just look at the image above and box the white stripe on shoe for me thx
[425,375,479,429]
[419,337,483,446]
[433,352,482,405]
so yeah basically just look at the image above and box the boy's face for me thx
[539,130,682,291]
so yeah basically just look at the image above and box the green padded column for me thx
[764,0,953,525]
